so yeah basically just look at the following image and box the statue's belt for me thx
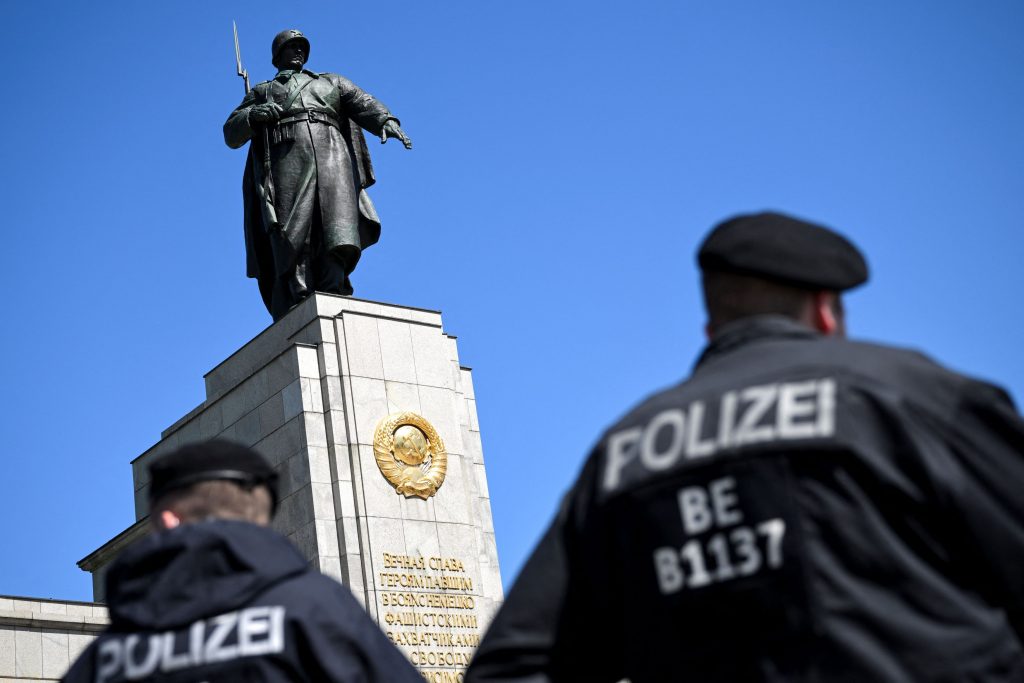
[270,109,343,144]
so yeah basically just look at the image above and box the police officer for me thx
[63,439,422,682]
[466,212,1024,682]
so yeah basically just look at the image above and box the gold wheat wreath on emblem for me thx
[373,412,447,499]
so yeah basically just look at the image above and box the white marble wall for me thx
[0,597,107,681]
[97,294,502,677]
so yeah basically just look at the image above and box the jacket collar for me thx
[695,315,819,369]
[275,69,318,82]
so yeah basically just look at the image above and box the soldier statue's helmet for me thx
[272,29,311,65]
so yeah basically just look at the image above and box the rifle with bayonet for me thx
[233,21,279,232]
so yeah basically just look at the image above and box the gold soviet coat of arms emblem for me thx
[373,412,447,499]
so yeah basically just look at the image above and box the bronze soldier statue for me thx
[225,29,411,320]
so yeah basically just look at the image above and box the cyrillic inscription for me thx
[377,552,481,675]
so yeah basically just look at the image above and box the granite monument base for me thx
[66,293,502,682]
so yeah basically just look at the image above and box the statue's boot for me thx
[339,274,354,297]
[330,245,359,297]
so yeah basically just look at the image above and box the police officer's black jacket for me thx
[63,520,422,682]
[466,317,1024,683]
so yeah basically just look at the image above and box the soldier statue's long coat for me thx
[224,70,394,317]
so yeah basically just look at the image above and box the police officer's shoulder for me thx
[599,379,691,442]
[830,335,992,417]
[269,569,387,638]
[587,380,691,459]
[247,563,352,624]
[573,375,737,505]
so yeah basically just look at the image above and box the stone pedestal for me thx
[81,294,503,680]
[0,597,107,681]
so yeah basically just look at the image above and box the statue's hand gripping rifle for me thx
[234,22,279,231]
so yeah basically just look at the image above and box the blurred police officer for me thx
[466,212,1024,682]
[63,439,422,683]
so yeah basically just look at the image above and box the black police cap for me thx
[148,439,279,511]
[697,211,869,291]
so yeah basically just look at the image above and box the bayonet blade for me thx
[233,21,250,93]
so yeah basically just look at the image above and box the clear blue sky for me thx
[1,0,1021,601]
